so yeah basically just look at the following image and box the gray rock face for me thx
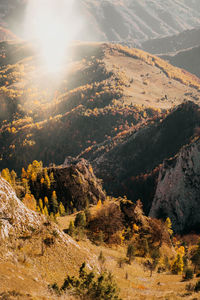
[52,158,106,211]
[149,138,200,233]
[0,176,43,239]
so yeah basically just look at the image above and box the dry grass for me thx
[57,215,200,300]
[0,213,200,300]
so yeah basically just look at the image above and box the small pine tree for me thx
[61,262,121,299]
[36,205,41,213]
[143,238,149,257]
[96,199,102,209]
[68,221,75,237]
[59,202,65,216]
[44,174,51,189]
[74,212,86,228]
[50,191,58,214]
[10,170,17,187]
[126,244,135,264]
[21,167,27,179]
[22,178,30,194]
[97,230,104,245]
[55,211,60,218]
[165,217,173,236]
[171,254,184,275]
[50,212,55,221]
[44,196,49,206]
[164,255,170,271]
[43,205,49,216]
[50,172,55,184]
[98,251,106,273]
[183,268,194,281]
[39,198,43,210]
[191,240,200,273]
[84,208,91,223]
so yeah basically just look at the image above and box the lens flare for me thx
[23,0,82,73]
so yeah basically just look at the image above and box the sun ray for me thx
[23,0,82,73]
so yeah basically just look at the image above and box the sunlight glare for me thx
[23,0,82,73]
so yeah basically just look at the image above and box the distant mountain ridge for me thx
[56,0,200,44]
[161,46,200,79]
[141,27,200,55]
[1,0,200,44]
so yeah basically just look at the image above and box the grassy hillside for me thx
[1,175,200,300]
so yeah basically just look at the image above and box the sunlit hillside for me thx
[0,41,200,173]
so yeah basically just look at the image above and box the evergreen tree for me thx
[21,167,27,179]
[143,238,149,257]
[50,191,59,214]
[59,202,65,216]
[74,212,86,228]
[43,205,49,216]
[98,251,106,272]
[84,208,91,223]
[10,170,17,187]
[61,262,121,299]
[39,198,43,210]
[44,196,49,206]
[50,172,55,184]
[171,254,184,274]
[22,178,30,194]
[68,221,75,237]
[126,244,135,264]
[191,240,200,273]
[44,174,51,189]
[165,217,173,236]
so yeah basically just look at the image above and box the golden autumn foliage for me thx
[96,199,102,209]
[22,193,37,211]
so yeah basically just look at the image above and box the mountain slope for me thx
[1,0,200,44]
[161,46,200,78]
[150,136,200,233]
[79,102,200,216]
[0,41,200,173]
[141,27,200,55]
[0,175,99,297]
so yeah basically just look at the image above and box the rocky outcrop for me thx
[0,175,100,297]
[0,176,43,239]
[51,158,106,211]
[149,137,200,233]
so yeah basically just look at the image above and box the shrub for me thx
[185,283,194,292]
[48,283,60,295]
[43,236,55,246]
[61,262,121,299]
[126,244,135,264]
[74,212,86,228]
[171,254,184,275]
[88,203,123,244]
[195,280,200,292]
[183,268,194,281]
